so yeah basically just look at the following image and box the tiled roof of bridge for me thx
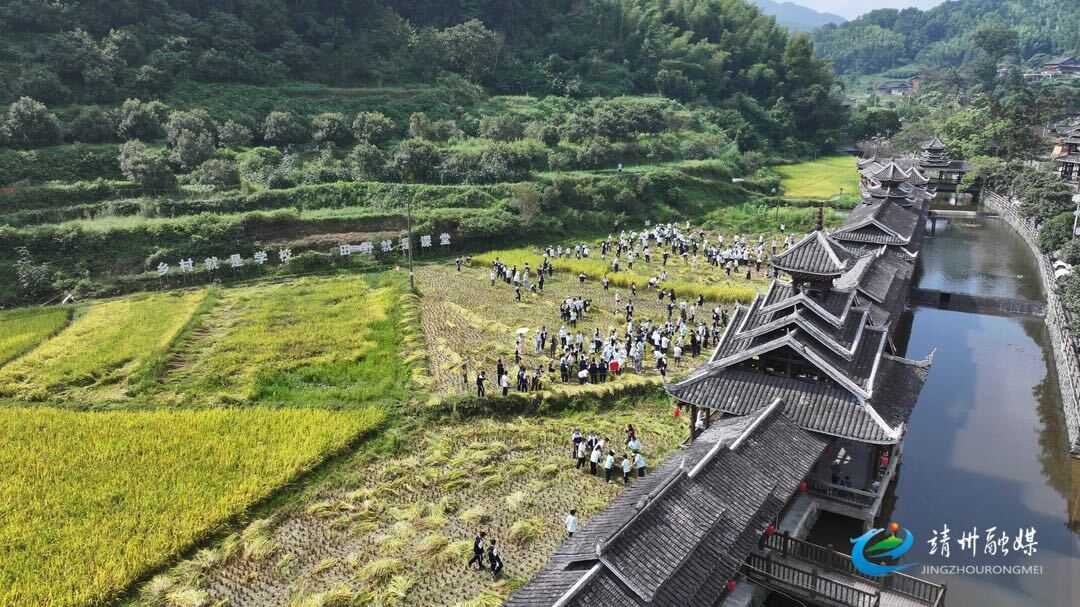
[504,403,825,607]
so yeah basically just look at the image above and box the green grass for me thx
[703,202,847,236]
[161,275,408,405]
[776,156,860,201]
[0,405,385,607]
[0,291,208,402]
[0,307,69,366]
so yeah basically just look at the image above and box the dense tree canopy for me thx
[813,0,1080,77]
[0,0,845,149]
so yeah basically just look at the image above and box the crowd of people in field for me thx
[459,222,806,583]
[462,222,801,397]
[466,424,651,580]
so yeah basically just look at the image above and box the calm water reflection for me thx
[917,217,1044,301]
[889,218,1077,606]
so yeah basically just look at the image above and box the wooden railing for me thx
[744,553,880,607]
[761,532,947,606]
[806,478,878,508]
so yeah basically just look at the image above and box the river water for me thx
[883,215,1078,606]
[773,215,1079,606]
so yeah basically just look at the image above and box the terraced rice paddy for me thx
[159,275,409,406]
[0,291,208,402]
[0,406,385,607]
[775,155,860,201]
[127,397,685,607]
[475,242,766,304]
[0,307,69,366]
[413,263,735,394]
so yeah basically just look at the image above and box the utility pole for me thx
[406,197,415,290]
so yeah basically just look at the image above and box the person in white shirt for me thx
[500,373,510,397]
[589,444,602,475]
[634,451,647,477]
[576,440,588,470]
[621,453,632,485]
[566,509,578,538]
[604,450,616,483]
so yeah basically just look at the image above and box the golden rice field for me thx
[0,406,386,607]
[474,243,766,305]
[0,307,69,365]
[0,291,208,402]
[159,275,409,406]
[126,395,686,607]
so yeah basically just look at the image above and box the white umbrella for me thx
[516,327,530,335]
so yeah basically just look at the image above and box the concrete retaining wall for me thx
[982,191,1080,456]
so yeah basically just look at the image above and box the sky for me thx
[797,0,946,20]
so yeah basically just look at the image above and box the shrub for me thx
[407,112,430,139]
[118,140,176,190]
[117,98,168,141]
[169,130,215,172]
[1059,238,1080,266]
[576,137,616,169]
[525,120,560,146]
[15,67,70,106]
[262,111,309,145]
[165,110,217,147]
[218,120,253,148]
[389,138,442,183]
[350,143,387,181]
[352,111,395,145]
[427,119,462,142]
[3,97,61,148]
[312,112,352,145]
[64,106,119,144]
[479,114,524,141]
[1037,212,1075,255]
[191,159,240,191]
[236,146,282,186]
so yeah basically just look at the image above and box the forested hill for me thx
[0,0,842,147]
[812,0,1080,76]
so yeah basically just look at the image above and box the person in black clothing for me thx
[476,371,486,397]
[588,359,599,383]
[467,532,486,570]
[488,540,503,580]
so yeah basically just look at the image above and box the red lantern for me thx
[726,580,737,593]
[674,407,680,417]
[824,444,833,454]
[765,524,776,537]
[799,481,808,492]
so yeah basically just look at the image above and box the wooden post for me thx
[690,404,698,442]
